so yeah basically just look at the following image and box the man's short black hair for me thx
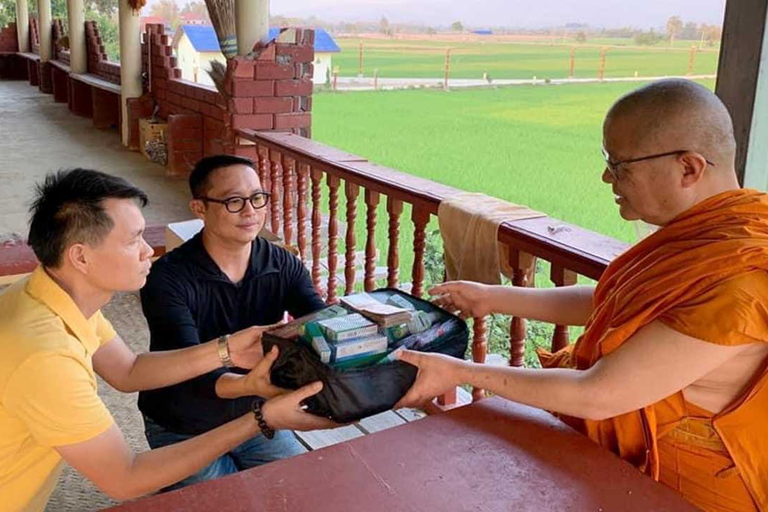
[28,169,148,268]
[189,155,255,198]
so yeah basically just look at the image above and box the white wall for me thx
[313,52,333,85]
[176,34,224,87]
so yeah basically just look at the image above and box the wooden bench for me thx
[70,72,121,130]
[17,52,40,86]
[48,59,70,104]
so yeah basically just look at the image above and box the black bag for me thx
[262,288,468,423]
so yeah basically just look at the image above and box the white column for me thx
[67,0,86,73]
[716,0,768,189]
[15,0,29,53]
[36,0,51,62]
[743,8,768,189]
[118,0,142,146]
[235,0,269,56]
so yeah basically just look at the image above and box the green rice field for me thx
[332,37,719,81]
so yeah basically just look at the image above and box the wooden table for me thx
[104,397,696,512]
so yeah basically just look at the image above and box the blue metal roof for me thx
[182,24,222,52]
[182,25,340,53]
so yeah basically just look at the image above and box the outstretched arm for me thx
[429,281,595,326]
[397,320,750,420]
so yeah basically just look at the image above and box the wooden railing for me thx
[236,129,630,403]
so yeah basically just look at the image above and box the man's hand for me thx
[227,321,285,369]
[242,346,288,398]
[394,349,468,408]
[429,281,493,319]
[262,381,339,431]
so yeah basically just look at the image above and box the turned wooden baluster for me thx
[411,207,430,298]
[326,175,341,304]
[509,250,533,367]
[296,163,310,262]
[269,149,282,236]
[282,155,295,248]
[472,316,489,401]
[257,147,271,229]
[257,146,270,190]
[310,168,323,297]
[364,190,380,292]
[344,182,360,295]
[550,263,578,352]
[386,197,403,289]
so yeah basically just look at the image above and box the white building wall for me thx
[313,52,333,85]
[176,35,224,87]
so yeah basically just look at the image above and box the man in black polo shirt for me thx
[139,155,326,490]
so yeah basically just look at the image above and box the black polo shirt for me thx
[138,232,325,435]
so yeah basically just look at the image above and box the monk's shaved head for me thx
[604,79,736,169]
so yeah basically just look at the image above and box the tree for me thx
[88,0,118,16]
[634,29,662,46]
[680,21,698,40]
[379,16,389,35]
[451,21,463,32]
[700,23,723,47]
[666,15,683,46]
[151,0,180,29]
[0,0,16,29]
[575,31,587,43]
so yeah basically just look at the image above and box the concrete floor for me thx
[0,79,192,241]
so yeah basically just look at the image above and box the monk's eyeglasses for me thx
[196,192,271,213]
[602,147,715,180]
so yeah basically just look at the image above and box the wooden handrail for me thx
[238,129,627,280]
[236,128,630,404]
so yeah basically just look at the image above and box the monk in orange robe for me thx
[396,79,768,512]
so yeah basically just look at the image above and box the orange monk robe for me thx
[539,189,768,512]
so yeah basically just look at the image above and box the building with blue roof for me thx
[173,25,341,86]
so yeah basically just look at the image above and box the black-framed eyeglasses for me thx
[602,147,715,180]
[196,192,271,213]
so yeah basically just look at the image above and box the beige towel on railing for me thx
[438,193,545,284]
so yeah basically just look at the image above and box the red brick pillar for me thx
[226,27,315,158]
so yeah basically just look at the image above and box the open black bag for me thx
[262,288,469,423]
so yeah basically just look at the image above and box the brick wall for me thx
[30,17,39,54]
[140,24,314,175]
[0,22,18,52]
[85,21,120,83]
[143,23,226,174]
[52,18,65,60]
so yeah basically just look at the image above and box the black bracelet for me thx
[252,399,275,439]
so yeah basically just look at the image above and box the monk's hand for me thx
[227,321,286,369]
[242,346,288,399]
[394,349,467,409]
[428,281,492,319]
[261,381,340,431]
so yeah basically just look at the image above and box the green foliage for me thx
[0,0,16,29]
[451,21,464,32]
[575,31,587,43]
[633,30,663,46]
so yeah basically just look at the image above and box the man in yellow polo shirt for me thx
[0,169,336,511]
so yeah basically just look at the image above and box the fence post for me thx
[687,45,697,75]
[569,45,575,78]
[443,48,451,90]
[358,40,364,77]
[598,46,607,81]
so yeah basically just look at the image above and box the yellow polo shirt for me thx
[0,267,116,512]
